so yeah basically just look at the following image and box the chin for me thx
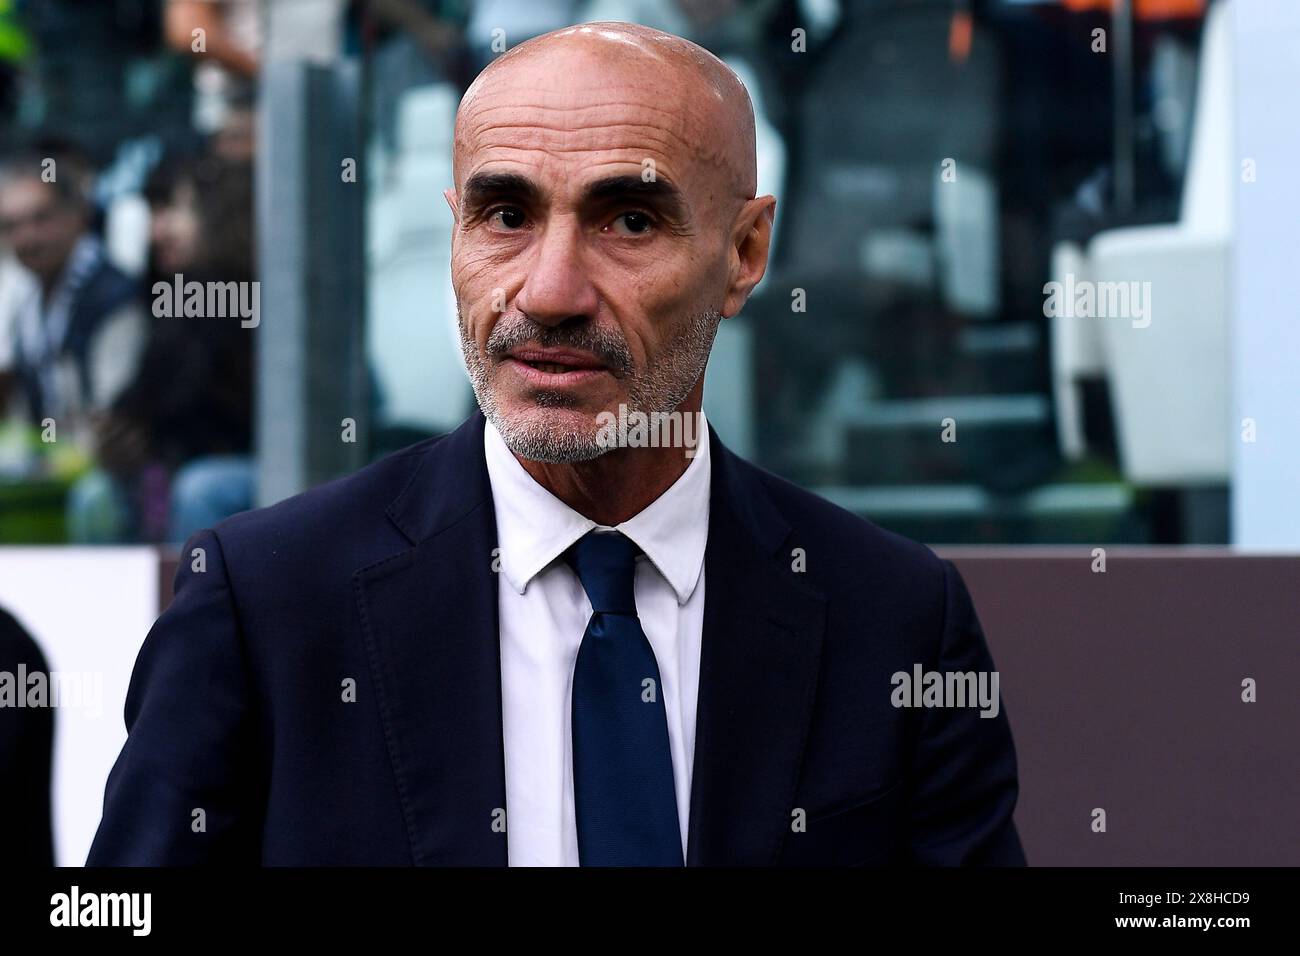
[492,401,612,464]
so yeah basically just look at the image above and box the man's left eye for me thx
[607,211,655,236]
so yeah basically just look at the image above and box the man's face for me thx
[447,44,742,463]
[0,177,85,283]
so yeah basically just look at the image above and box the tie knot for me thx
[566,530,639,614]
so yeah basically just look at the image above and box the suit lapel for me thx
[354,412,509,865]
[686,429,828,865]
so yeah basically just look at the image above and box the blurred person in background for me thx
[0,604,55,866]
[165,0,354,162]
[67,155,256,545]
[165,0,264,164]
[0,147,147,462]
[0,243,37,420]
[164,0,260,140]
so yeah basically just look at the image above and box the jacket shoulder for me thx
[205,435,445,561]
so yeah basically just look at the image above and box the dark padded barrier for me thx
[943,548,1300,865]
[158,547,1299,865]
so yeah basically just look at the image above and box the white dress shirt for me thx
[485,413,710,866]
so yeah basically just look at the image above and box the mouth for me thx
[502,348,612,388]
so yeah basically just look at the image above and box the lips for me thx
[507,348,607,372]
[502,348,610,388]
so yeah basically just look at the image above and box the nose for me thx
[513,216,599,328]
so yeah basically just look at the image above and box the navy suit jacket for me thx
[88,411,1025,866]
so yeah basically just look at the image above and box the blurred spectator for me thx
[164,0,260,136]
[165,1,352,161]
[67,155,256,544]
[0,605,55,866]
[0,147,147,455]
[0,249,36,418]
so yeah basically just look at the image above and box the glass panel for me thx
[0,0,1277,546]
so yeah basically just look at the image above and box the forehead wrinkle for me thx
[460,94,696,155]
[453,23,757,208]
[466,131,682,168]
[463,116,737,212]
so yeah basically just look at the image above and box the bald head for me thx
[453,22,758,204]
[445,22,776,470]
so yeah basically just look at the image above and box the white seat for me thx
[1049,0,1233,484]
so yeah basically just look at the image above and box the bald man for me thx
[88,24,1024,866]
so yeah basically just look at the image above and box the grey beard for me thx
[458,306,722,464]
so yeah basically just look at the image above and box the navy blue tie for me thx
[567,530,684,866]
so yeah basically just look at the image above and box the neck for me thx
[515,391,704,526]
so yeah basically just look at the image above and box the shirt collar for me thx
[483,410,711,606]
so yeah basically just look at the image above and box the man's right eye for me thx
[487,206,527,230]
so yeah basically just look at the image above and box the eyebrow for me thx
[461,171,543,215]
[460,171,690,229]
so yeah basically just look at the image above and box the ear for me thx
[720,195,776,319]
[443,187,459,222]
